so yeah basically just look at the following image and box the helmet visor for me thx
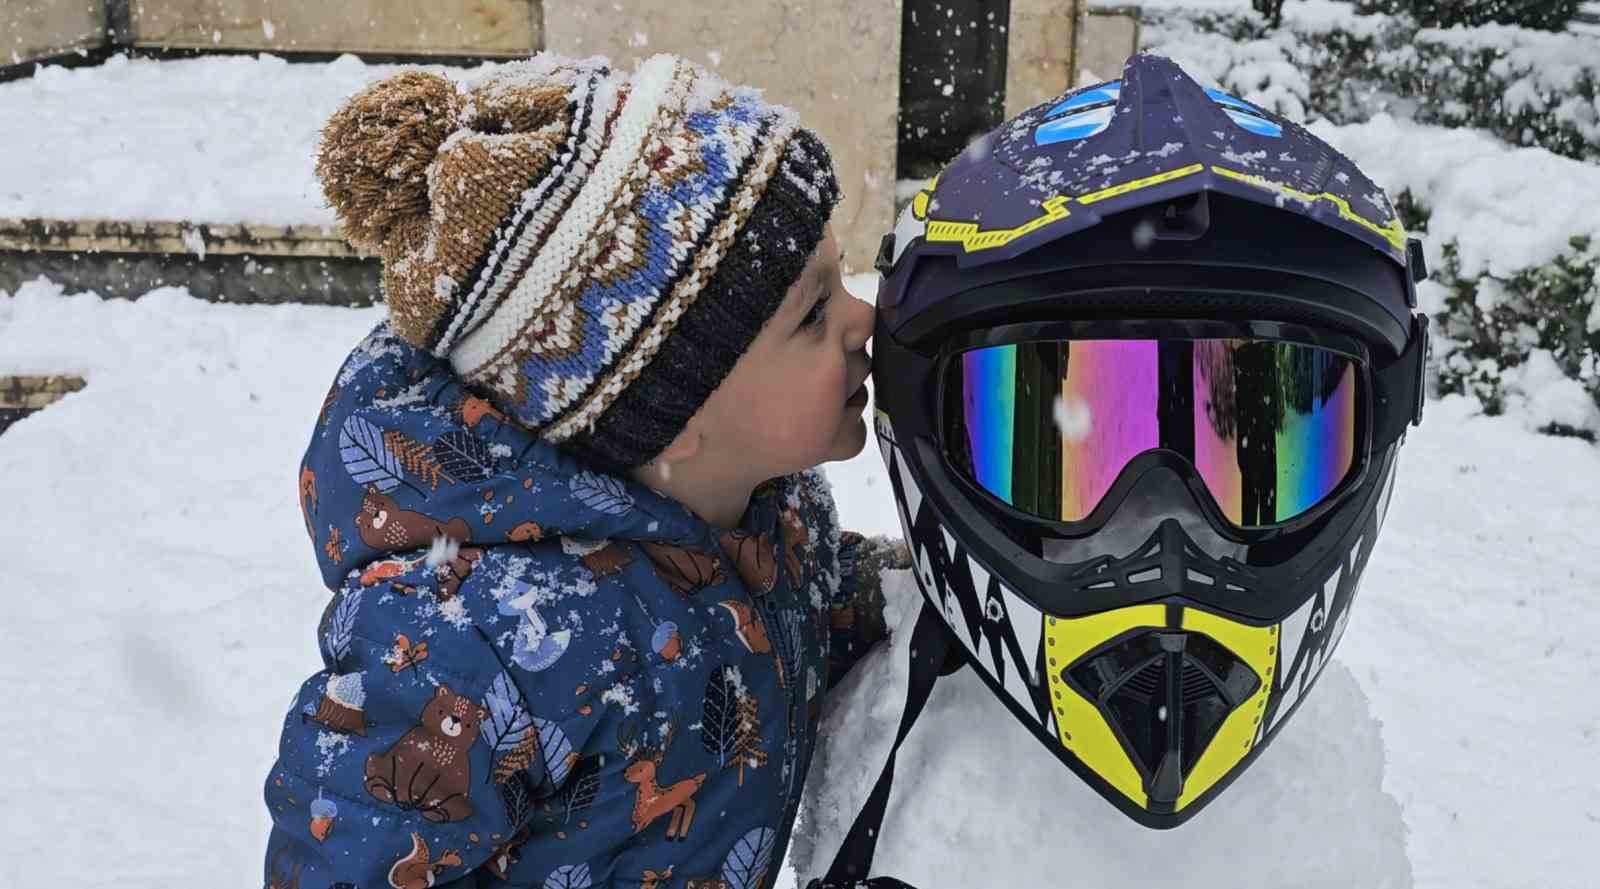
[942,332,1366,531]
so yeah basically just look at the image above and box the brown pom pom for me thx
[466,81,572,135]
[315,71,464,253]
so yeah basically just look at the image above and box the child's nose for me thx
[843,291,875,350]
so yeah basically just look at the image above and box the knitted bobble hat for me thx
[315,53,842,472]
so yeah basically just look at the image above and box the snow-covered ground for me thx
[2,273,1596,889]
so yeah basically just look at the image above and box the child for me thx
[266,52,904,889]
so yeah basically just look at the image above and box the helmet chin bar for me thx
[1068,628,1260,808]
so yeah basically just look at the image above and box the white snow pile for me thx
[793,574,1411,889]
[2,274,1597,889]
[0,52,467,224]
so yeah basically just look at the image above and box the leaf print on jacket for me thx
[263,323,887,889]
[642,541,727,596]
[433,427,497,483]
[481,670,538,784]
[340,413,422,498]
[570,469,634,515]
[723,826,778,889]
[718,529,778,594]
[702,665,767,785]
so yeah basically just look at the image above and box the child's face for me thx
[692,224,874,479]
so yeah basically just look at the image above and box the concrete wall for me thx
[129,0,542,56]
[543,0,901,272]
[1004,0,1083,117]
[1078,6,1140,85]
[3,1,106,66]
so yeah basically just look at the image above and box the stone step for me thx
[0,217,379,306]
[0,374,87,435]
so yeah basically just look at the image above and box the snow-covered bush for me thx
[1410,203,1600,437]
[1384,25,1600,161]
[1308,112,1600,437]
[1139,1,1600,163]
[1354,0,1582,31]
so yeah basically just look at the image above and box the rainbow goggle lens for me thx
[940,320,1372,538]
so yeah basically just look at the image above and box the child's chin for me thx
[824,414,869,462]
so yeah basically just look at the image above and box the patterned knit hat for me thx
[315,53,841,471]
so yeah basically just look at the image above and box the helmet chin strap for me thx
[1039,465,1248,566]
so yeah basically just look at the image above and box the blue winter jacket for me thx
[264,323,885,889]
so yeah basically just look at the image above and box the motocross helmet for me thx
[870,53,1429,828]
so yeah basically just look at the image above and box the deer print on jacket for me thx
[620,716,706,841]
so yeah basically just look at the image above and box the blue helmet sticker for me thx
[1034,83,1120,145]
[1203,87,1283,138]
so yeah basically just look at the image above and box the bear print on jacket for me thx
[363,684,487,823]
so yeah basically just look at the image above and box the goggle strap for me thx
[1372,314,1430,452]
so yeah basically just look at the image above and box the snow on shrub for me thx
[1310,115,1600,438]
[1135,0,1600,163]
[1354,0,1582,32]
[1428,235,1600,438]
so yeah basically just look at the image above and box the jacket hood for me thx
[296,322,707,592]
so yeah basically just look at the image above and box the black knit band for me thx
[563,128,843,472]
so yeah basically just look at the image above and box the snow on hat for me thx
[315,52,841,471]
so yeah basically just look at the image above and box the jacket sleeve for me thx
[826,531,910,691]
[261,570,597,889]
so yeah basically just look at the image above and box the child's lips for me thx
[845,350,872,408]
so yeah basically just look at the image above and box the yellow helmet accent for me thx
[910,172,940,221]
[1043,605,1166,807]
[1174,609,1280,810]
[1042,603,1282,813]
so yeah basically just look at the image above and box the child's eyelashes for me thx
[799,287,832,332]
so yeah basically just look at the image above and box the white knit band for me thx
[450,53,687,381]
[434,70,610,356]
[542,110,800,442]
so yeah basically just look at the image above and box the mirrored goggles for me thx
[940,321,1372,536]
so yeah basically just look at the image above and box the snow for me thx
[1502,349,1600,435]
[895,177,930,203]
[0,53,476,224]
[2,272,1596,888]
[796,591,1411,888]
[1307,113,1600,279]
[1139,1,1600,153]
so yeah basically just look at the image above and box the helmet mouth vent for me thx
[1068,630,1261,803]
